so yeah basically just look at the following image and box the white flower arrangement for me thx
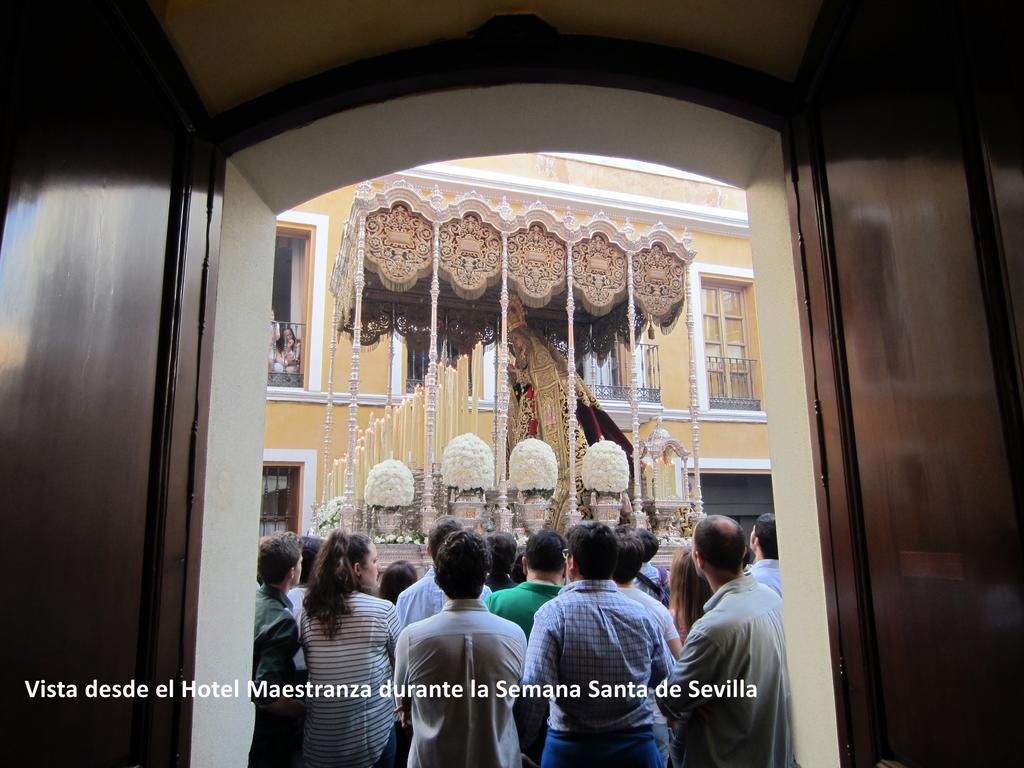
[581,439,630,494]
[441,433,494,491]
[509,438,558,493]
[374,533,427,546]
[316,495,345,532]
[364,459,415,509]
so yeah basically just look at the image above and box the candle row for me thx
[324,340,487,505]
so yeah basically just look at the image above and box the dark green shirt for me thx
[485,581,562,639]
[252,584,299,705]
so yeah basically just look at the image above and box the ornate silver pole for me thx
[685,260,703,515]
[421,221,441,530]
[496,232,511,528]
[320,298,340,508]
[589,323,598,386]
[626,248,646,527]
[342,211,367,527]
[386,322,394,409]
[492,332,500,485]
[565,240,581,526]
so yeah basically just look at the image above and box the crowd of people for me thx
[250,512,790,768]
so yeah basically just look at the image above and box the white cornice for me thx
[267,389,766,424]
[391,163,749,237]
[542,153,737,187]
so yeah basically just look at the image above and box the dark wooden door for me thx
[0,1,219,765]
[789,0,1024,765]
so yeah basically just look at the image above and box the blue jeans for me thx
[542,726,663,768]
[372,724,397,768]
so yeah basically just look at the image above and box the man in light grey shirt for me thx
[396,516,492,629]
[658,515,795,768]
[748,512,783,598]
[395,528,527,768]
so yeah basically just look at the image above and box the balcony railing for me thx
[267,321,305,388]
[593,384,662,403]
[706,356,760,410]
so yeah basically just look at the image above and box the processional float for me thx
[315,178,703,537]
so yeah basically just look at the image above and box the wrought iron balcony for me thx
[593,384,662,403]
[706,356,760,410]
[267,321,305,388]
[406,378,424,393]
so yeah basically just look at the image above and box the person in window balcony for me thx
[274,325,301,374]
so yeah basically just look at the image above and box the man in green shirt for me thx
[250,532,305,768]
[486,529,566,639]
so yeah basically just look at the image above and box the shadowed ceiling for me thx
[147,0,823,115]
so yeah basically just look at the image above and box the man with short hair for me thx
[635,528,670,607]
[658,515,794,768]
[613,529,681,764]
[396,516,492,629]
[250,533,305,768]
[487,529,566,639]
[395,529,528,768]
[749,512,782,598]
[516,521,671,767]
[485,531,519,593]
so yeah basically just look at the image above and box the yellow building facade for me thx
[261,153,771,535]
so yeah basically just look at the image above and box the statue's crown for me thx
[508,294,528,332]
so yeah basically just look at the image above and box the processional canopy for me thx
[333,179,697,359]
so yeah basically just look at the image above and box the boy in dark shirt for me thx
[250,533,305,768]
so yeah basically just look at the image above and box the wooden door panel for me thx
[796,0,1024,765]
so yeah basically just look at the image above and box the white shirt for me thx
[287,586,307,671]
[395,567,492,630]
[749,558,783,598]
[395,599,527,768]
[619,585,680,728]
[658,575,795,768]
[619,585,680,648]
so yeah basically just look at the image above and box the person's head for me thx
[751,513,779,561]
[525,530,567,582]
[283,326,296,346]
[511,545,527,584]
[378,560,418,605]
[298,535,323,586]
[510,329,530,363]
[347,533,379,592]
[302,528,359,639]
[434,529,491,599]
[427,515,464,558]
[612,529,646,585]
[486,532,518,579]
[257,532,302,589]
[635,528,660,564]
[669,545,713,637]
[565,521,618,581]
[693,515,747,584]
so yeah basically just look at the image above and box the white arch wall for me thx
[231,85,776,214]
[198,84,839,767]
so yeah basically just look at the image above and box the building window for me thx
[585,342,661,403]
[260,465,302,536]
[405,339,461,393]
[703,283,760,410]
[267,228,310,388]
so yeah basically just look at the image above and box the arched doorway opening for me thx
[196,83,839,767]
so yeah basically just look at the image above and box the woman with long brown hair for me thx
[668,544,713,643]
[667,545,713,766]
[300,530,399,768]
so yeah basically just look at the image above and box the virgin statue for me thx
[506,295,633,531]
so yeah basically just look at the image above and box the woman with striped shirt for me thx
[300,530,399,768]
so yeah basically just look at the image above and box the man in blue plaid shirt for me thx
[515,521,672,767]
